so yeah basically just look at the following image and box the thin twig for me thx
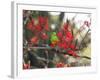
[79,29,90,50]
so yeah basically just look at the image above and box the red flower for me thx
[57,31,63,39]
[69,44,76,50]
[65,31,73,42]
[31,36,38,44]
[62,43,68,49]
[23,63,30,69]
[38,16,49,31]
[63,43,68,49]
[35,24,42,31]
[67,50,79,57]
[26,19,34,31]
[58,41,68,49]
[44,19,49,31]
[38,16,47,25]
[56,62,65,68]
[63,23,68,31]
[41,32,48,40]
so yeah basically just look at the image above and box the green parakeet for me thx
[50,32,59,46]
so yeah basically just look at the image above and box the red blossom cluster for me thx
[26,16,49,44]
[23,63,30,69]
[26,16,79,57]
[26,16,49,32]
[56,62,65,68]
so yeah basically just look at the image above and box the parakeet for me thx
[50,32,59,47]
